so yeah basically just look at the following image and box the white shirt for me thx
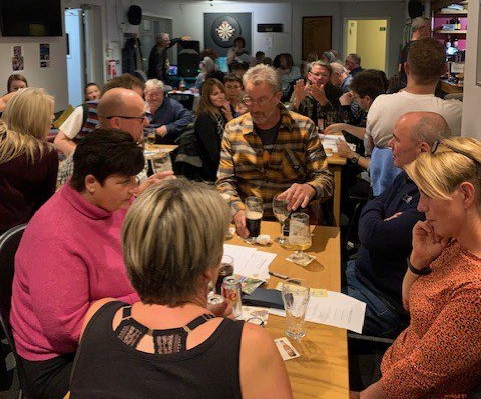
[59,105,84,139]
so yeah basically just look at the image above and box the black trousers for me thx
[19,353,74,399]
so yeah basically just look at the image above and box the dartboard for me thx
[211,16,242,48]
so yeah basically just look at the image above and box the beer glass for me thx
[281,278,310,340]
[288,213,312,264]
[245,196,263,244]
[272,194,289,244]
[150,150,173,173]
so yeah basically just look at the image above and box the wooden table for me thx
[326,153,347,228]
[229,221,349,399]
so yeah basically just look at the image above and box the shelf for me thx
[435,30,467,34]
[435,9,467,15]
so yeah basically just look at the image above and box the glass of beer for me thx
[288,212,312,263]
[272,194,289,244]
[245,196,263,244]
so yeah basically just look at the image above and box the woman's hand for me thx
[325,123,347,135]
[221,100,233,121]
[339,92,354,106]
[337,139,356,159]
[410,221,449,270]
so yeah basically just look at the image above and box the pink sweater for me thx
[10,184,139,361]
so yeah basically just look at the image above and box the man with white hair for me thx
[147,33,190,81]
[330,62,352,93]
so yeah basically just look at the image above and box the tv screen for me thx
[0,0,63,37]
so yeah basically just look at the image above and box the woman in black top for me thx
[69,179,292,399]
[195,78,233,182]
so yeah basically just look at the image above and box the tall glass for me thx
[281,278,310,340]
[245,196,263,244]
[272,195,289,244]
[288,213,312,264]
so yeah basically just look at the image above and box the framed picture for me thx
[302,16,332,60]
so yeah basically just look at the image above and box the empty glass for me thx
[288,213,312,264]
[281,278,310,340]
[272,195,289,244]
[150,151,173,173]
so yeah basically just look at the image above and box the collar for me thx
[242,103,296,136]
[61,183,113,220]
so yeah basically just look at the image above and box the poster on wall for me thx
[40,43,50,68]
[204,13,252,61]
[12,45,24,71]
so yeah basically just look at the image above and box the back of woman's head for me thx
[197,78,224,116]
[122,179,230,306]
[3,87,53,140]
[405,136,481,205]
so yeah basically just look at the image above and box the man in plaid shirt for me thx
[216,64,334,238]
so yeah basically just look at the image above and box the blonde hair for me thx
[0,87,54,164]
[405,137,481,204]
[243,63,281,93]
[122,179,230,306]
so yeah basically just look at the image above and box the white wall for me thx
[461,0,481,139]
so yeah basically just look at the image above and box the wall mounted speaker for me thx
[408,0,424,19]
[127,5,142,25]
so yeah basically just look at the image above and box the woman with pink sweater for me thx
[10,129,145,399]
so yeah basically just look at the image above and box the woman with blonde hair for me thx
[354,136,481,399]
[0,87,58,234]
[195,78,232,182]
[69,179,293,399]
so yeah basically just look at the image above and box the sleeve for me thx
[216,125,244,213]
[195,113,221,164]
[364,97,380,157]
[32,147,59,213]
[305,121,334,201]
[381,279,481,399]
[164,102,194,138]
[358,191,422,254]
[27,237,139,353]
[59,106,84,139]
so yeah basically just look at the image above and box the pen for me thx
[269,271,289,280]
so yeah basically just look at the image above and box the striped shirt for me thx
[216,105,333,218]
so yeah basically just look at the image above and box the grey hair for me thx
[243,64,281,93]
[330,62,347,75]
[307,60,332,75]
[201,57,216,73]
[407,112,452,144]
[347,53,361,65]
[145,79,164,92]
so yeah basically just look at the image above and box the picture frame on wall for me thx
[302,16,332,60]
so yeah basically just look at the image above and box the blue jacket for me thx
[355,171,424,312]
[149,97,193,145]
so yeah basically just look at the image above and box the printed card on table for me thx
[275,337,300,361]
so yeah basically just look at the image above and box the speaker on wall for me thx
[127,5,142,25]
[408,0,424,19]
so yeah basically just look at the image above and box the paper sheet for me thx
[223,244,276,281]
[270,288,366,333]
[320,135,356,154]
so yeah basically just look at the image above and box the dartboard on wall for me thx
[204,13,252,57]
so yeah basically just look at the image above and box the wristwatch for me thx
[350,154,360,164]
[407,258,432,275]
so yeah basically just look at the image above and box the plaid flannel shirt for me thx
[216,105,333,218]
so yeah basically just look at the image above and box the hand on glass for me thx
[155,125,168,137]
[234,209,249,238]
[324,123,347,135]
[339,92,354,106]
[337,139,356,159]
[277,183,316,211]
[206,298,233,318]
[410,220,449,270]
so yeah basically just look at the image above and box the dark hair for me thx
[70,129,145,192]
[350,70,387,100]
[233,36,246,48]
[7,74,28,93]
[223,73,243,87]
[101,73,145,96]
[230,62,250,72]
[280,53,295,69]
[84,82,98,93]
[407,37,445,85]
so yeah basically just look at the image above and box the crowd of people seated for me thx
[1,28,481,399]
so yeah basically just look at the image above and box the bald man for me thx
[345,111,451,338]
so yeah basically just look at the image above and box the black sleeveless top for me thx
[70,301,244,399]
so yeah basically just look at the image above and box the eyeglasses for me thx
[243,95,277,107]
[431,139,481,179]
[104,114,147,121]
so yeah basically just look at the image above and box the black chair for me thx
[166,92,195,111]
[0,224,29,398]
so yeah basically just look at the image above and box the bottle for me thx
[179,79,186,92]
[453,38,459,49]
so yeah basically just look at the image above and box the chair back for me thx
[167,92,195,111]
[0,224,26,325]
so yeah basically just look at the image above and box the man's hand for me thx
[134,171,175,197]
[293,79,307,106]
[336,139,357,159]
[306,84,328,106]
[234,210,249,238]
[339,92,354,106]
[278,183,316,211]
[324,123,347,135]
[155,125,168,137]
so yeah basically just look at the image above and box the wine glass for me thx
[288,213,312,264]
[272,195,289,244]
[245,196,263,244]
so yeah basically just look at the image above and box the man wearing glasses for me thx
[291,61,342,128]
[216,64,334,238]
[345,111,451,338]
